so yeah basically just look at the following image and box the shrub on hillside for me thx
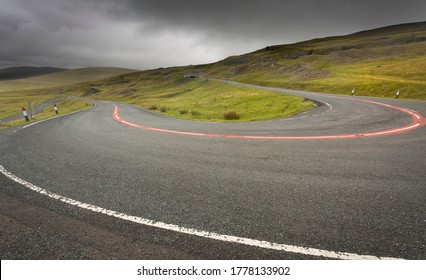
[148,104,158,110]
[223,111,240,120]
[191,110,201,116]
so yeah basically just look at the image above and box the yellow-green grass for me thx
[229,61,426,100]
[0,67,136,93]
[0,67,135,120]
[88,76,314,122]
[0,98,93,129]
[0,83,79,120]
[0,90,58,120]
[201,23,426,100]
[1,66,314,123]
[212,49,426,100]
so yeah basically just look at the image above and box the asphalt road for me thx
[0,83,425,259]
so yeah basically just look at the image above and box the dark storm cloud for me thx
[120,0,425,37]
[1,0,425,69]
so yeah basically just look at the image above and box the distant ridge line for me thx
[0,66,66,81]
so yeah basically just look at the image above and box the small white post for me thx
[28,102,35,119]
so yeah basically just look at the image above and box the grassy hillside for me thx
[0,67,137,92]
[0,66,313,122]
[81,71,313,122]
[0,98,93,129]
[0,66,65,80]
[201,21,426,100]
[0,67,136,120]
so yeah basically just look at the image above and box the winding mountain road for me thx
[1,82,425,259]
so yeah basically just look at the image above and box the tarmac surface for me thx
[0,82,425,259]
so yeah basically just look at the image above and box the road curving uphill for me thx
[0,83,425,259]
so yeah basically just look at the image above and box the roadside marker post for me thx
[22,107,30,122]
[54,104,58,114]
[28,102,35,119]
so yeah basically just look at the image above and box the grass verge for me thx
[90,76,314,122]
[0,98,93,129]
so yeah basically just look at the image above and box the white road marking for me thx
[0,165,401,260]
[311,99,333,117]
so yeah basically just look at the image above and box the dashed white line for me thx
[0,165,401,260]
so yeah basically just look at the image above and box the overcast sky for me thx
[1,0,425,70]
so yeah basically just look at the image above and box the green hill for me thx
[0,67,137,92]
[0,67,136,121]
[201,21,426,99]
[0,66,65,80]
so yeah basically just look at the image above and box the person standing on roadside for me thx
[54,104,59,114]
[396,89,400,99]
